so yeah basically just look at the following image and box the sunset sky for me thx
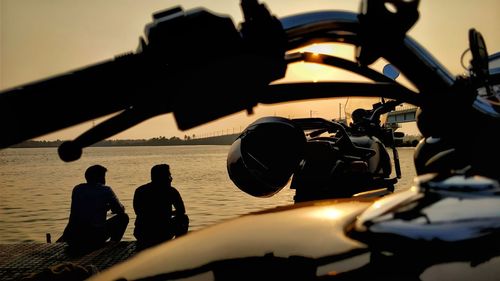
[1,0,499,141]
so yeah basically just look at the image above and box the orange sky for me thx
[1,0,499,140]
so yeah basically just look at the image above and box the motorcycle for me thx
[1,0,500,280]
[228,98,404,203]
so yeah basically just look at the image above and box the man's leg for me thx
[105,213,129,242]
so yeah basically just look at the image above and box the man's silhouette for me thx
[133,164,188,250]
[58,165,129,253]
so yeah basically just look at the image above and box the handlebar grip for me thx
[0,53,153,148]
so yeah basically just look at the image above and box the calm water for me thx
[0,145,416,244]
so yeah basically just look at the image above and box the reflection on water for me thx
[0,146,416,243]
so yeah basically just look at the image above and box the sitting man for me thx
[58,165,129,253]
[133,164,189,250]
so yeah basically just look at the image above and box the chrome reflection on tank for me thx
[354,174,500,242]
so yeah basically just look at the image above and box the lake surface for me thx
[0,145,416,243]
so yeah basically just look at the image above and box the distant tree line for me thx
[93,136,186,147]
[9,134,241,148]
[10,140,65,148]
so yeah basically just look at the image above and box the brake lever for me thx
[58,106,159,162]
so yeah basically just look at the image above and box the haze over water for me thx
[0,145,416,244]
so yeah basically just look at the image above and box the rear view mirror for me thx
[383,64,400,80]
[469,28,489,80]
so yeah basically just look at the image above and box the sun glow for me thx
[311,207,344,220]
[302,43,337,56]
[277,42,368,84]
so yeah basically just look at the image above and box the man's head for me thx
[85,165,107,184]
[151,164,172,185]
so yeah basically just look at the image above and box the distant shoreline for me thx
[10,134,241,148]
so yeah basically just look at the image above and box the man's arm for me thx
[172,188,186,215]
[133,188,143,216]
[107,187,125,214]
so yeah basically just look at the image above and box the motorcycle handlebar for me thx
[0,0,462,154]
[0,1,287,151]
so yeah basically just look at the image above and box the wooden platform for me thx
[0,242,137,280]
